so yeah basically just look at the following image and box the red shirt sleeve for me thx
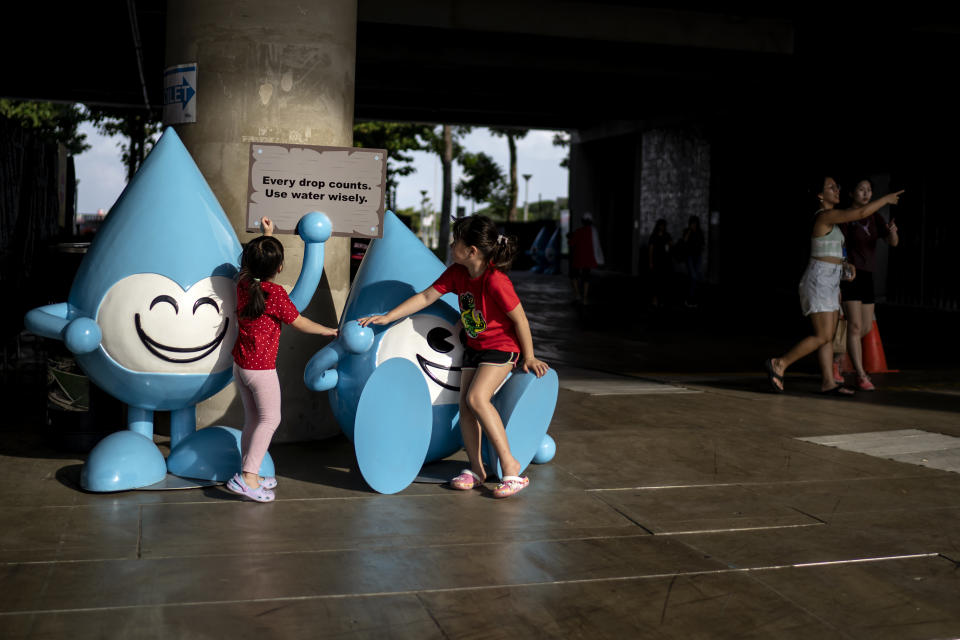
[265,283,300,325]
[487,270,520,313]
[431,265,461,295]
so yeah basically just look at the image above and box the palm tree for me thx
[422,125,471,260]
[489,127,529,221]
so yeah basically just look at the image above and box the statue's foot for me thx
[354,358,432,494]
[166,426,275,482]
[81,431,167,492]
[532,433,557,464]
[484,369,559,478]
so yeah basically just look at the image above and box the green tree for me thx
[86,107,162,182]
[553,131,571,169]
[0,100,89,154]
[489,127,529,221]
[456,151,507,218]
[353,121,433,211]
[421,125,471,259]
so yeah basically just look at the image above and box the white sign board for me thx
[246,143,387,238]
[163,63,197,125]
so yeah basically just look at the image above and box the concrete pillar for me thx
[165,0,357,441]
[638,128,711,273]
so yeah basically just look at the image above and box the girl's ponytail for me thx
[238,236,285,319]
[238,266,267,319]
[489,233,518,272]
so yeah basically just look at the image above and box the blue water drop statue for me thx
[25,127,331,491]
[304,211,558,494]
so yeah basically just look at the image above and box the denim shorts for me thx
[799,259,842,316]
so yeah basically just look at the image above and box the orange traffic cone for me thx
[862,320,898,373]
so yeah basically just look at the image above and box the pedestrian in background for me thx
[648,219,672,308]
[568,212,604,304]
[834,177,900,390]
[764,177,902,394]
[681,215,705,307]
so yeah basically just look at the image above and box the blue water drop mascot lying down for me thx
[304,211,559,495]
[24,127,332,492]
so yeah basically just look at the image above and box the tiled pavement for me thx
[2,271,959,639]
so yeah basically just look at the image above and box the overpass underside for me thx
[6,2,959,309]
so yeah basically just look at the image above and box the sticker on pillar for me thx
[163,63,197,125]
[247,143,387,238]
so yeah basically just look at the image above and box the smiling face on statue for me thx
[97,273,237,374]
[376,313,465,405]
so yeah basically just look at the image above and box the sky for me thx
[73,123,570,215]
[75,121,131,214]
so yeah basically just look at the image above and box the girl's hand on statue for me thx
[358,314,390,327]
[523,357,550,378]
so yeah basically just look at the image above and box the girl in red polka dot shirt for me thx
[226,217,337,503]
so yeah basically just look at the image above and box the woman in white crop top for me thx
[764,176,902,394]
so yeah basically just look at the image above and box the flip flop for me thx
[818,385,855,396]
[493,475,530,498]
[763,359,784,393]
[857,376,876,391]
[450,469,484,490]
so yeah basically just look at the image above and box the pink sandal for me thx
[493,475,530,498]
[857,375,876,391]
[450,469,484,490]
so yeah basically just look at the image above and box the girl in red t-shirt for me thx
[226,217,337,502]
[360,216,549,498]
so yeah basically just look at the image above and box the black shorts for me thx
[462,347,520,369]
[840,269,875,304]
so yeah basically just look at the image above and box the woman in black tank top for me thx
[834,178,900,391]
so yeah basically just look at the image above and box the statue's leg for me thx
[127,406,154,438]
[80,405,166,492]
[169,406,196,449]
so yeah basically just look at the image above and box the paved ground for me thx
[2,271,959,639]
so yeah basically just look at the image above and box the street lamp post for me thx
[522,173,532,222]
[419,189,429,246]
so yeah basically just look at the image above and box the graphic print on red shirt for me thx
[431,264,521,352]
[232,280,300,370]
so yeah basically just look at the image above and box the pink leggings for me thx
[233,364,282,475]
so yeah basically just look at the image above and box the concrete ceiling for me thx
[4,2,958,129]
